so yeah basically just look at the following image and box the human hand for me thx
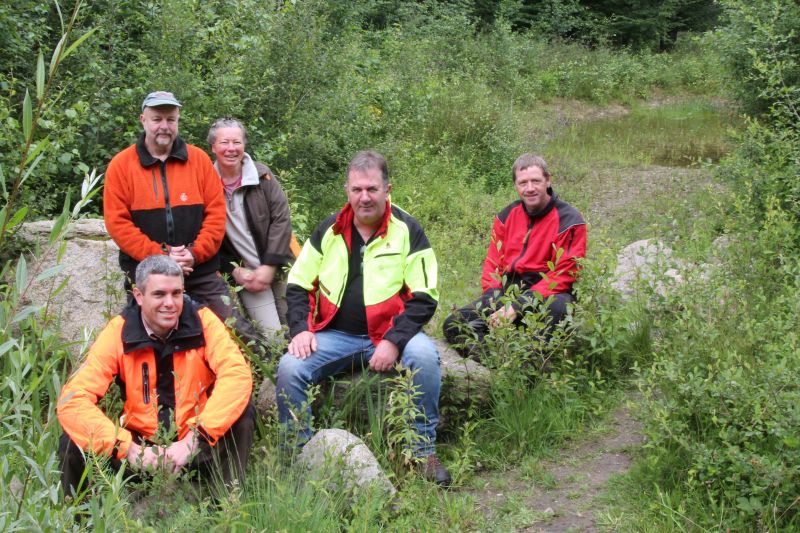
[369,339,399,372]
[288,330,317,359]
[163,432,199,474]
[489,305,517,328]
[126,441,162,471]
[232,266,255,286]
[169,245,195,275]
[245,265,276,292]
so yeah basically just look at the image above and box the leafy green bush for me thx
[715,1,800,227]
[637,200,800,529]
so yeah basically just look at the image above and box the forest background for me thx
[1,0,799,531]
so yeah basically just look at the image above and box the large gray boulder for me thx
[611,239,686,300]
[16,219,125,353]
[298,428,396,498]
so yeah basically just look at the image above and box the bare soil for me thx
[468,399,645,532]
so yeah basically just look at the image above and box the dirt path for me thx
[469,398,644,532]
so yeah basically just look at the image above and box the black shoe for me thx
[420,454,452,487]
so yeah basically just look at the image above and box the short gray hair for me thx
[207,117,247,146]
[135,255,183,291]
[347,150,389,186]
[512,153,550,182]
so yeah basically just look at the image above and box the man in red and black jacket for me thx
[443,154,587,358]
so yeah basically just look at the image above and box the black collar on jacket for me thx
[135,134,189,167]
[120,296,206,354]
[525,190,558,220]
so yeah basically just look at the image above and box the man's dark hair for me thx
[135,255,183,292]
[512,153,550,182]
[207,117,247,146]
[347,150,389,186]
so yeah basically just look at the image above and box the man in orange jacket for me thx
[103,91,257,341]
[57,255,254,497]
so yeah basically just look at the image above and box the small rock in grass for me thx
[298,428,396,498]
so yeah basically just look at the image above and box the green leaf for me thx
[783,435,800,448]
[0,339,16,357]
[48,211,69,245]
[34,264,65,283]
[15,255,28,292]
[49,34,67,76]
[20,152,46,187]
[24,138,50,166]
[36,52,45,101]
[53,0,64,32]
[12,305,40,324]
[50,272,70,296]
[22,90,32,141]
[62,28,98,62]
[6,207,28,230]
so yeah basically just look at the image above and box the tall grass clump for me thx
[632,202,800,530]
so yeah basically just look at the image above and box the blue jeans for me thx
[276,329,441,457]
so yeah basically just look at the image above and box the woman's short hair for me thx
[207,117,247,146]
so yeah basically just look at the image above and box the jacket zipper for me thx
[159,162,175,243]
[142,362,150,404]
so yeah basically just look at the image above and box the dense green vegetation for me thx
[1,0,798,530]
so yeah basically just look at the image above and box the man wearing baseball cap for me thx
[103,91,258,342]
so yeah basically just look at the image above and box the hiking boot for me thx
[419,454,452,487]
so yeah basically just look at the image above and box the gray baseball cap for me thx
[141,91,182,110]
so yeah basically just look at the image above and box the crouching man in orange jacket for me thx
[57,255,254,497]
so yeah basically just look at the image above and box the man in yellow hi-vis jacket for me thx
[276,150,451,486]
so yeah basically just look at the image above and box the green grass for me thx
[545,98,739,169]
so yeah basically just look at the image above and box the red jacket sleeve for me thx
[481,215,506,291]
[529,222,587,298]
